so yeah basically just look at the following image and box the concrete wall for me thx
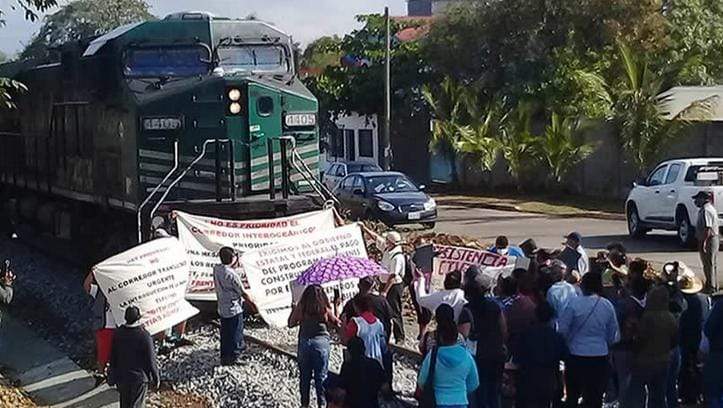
[451,121,723,199]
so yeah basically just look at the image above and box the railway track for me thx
[6,234,422,407]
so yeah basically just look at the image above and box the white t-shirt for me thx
[380,246,405,285]
[577,246,590,275]
[414,275,467,322]
[90,284,117,329]
[704,202,720,237]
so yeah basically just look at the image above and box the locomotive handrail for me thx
[284,138,340,206]
[137,140,179,243]
[147,139,230,236]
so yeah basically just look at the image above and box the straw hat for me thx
[676,262,703,294]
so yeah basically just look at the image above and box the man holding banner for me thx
[213,247,249,366]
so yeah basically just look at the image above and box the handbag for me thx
[417,344,438,408]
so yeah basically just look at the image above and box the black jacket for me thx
[108,325,160,386]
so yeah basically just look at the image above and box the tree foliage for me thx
[300,36,341,78]
[613,42,715,175]
[663,0,723,84]
[1,0,59,109]
[539,113,596,183]
[1,0,57,24]
[304,14,432,119]
[20,0,154,60]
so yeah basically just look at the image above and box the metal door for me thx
[247,83,282,192]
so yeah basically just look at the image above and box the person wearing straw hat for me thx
[108,306,159,408]
[379,230,406,343]
[693,190,720,292]
[703,289,723,407]
[677,266,710,406]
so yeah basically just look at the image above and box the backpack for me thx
[402,253,416,285]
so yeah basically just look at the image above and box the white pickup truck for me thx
[626,158,723,247]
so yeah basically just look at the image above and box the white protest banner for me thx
[433,244,518,282]
[176,209,336,300]
[92,237,199,335]
[241,223,368,328]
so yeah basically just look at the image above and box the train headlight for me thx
[229,102,242,115]
[228,88,241,101]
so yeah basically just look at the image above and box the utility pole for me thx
[382,6,392,170]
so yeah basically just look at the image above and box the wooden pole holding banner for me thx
[382,6,392,170]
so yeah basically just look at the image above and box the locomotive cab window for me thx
[257,97,274,117]
[123,46,210,78]
[218,45,289,73]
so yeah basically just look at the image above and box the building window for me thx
[358,129,374,158]
[332,129,344,158]
[345,129,356,161]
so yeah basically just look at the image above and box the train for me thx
[0,11,323,261]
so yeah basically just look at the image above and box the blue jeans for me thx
[667,347,681,408]
[220,313,244,364]
[298,335,330,407]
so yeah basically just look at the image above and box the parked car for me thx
[626,157,723,246]
[322,161,382,190]
[333,171,437,228]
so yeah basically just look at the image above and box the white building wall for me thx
[321,113,379,172]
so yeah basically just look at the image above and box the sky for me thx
[0,0,407,57]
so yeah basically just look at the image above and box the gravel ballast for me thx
[1,238,421,407]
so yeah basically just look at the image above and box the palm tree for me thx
[539,113,596,185]
[422,76,469,183]
[499,102,540,187]
[614,41,715,176]
[422,76,467,148]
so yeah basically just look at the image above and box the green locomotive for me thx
[0,12,322,253]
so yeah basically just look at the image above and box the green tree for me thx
[498,102,540,188]
[663,0,723,84]
[613,42,714,175]
[1,0,57,23]
[20,0,154,60]
[538,113,596,184]
[300,36,341,78]
[305,14,431,118]
[1,0,58,109]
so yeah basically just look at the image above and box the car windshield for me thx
[366,175,418,193]
[124,46,210,77]
[218,45,289,73]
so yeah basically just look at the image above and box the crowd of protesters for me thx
[73,224,723,408]
[290,230,723,408]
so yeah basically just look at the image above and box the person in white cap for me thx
[379,231,406,343]
[693,191,719,292]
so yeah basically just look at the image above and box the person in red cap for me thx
[693,190,719,292]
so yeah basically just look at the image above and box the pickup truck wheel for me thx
[677,211,697,248]
[627,205,648,238]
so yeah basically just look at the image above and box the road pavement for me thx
[432,203,716,277]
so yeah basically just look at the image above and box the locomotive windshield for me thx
[217,45,289,73]
[124,46,210,77]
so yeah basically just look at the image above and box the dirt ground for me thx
[150,387,213,408]
[0,376,35,407]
